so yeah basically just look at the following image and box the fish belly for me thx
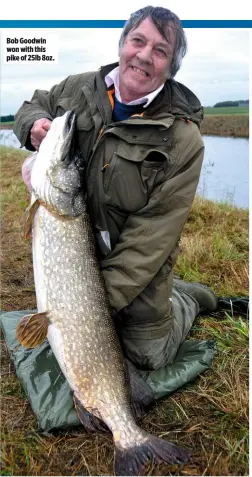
[32,207,76,386]
[32,207,48,313]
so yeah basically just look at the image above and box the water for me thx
[197,136,249,209]
[0,129,22,149]
[0,130,249,209]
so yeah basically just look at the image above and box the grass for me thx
[0,122,14,129]
[175,197,249,296]
[201,115,249,138]
[0,145,249,476]
[204,107,249,116]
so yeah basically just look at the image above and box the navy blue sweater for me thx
[112,95,146,121]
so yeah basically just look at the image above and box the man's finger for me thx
[42,120,51,131]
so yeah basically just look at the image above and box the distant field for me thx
[204,107,249,116]
[0,122,14,129]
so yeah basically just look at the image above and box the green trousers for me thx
[117,284,200,370]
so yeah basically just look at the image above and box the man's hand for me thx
[30,118,51,150]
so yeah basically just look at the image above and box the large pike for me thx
[16,111,190,475]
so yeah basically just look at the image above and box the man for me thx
[14,6,219,375]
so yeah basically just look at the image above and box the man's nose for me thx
[136,46,153,64]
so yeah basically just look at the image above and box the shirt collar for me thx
[105,66,165,108]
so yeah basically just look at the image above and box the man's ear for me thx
[165,69,172,80]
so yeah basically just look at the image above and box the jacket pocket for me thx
[100,124,174,212]
[115,139,170,162]
[141,151,168,195]
[103,143,169,209]
[102,144,148,212]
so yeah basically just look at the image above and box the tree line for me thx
[213,100,249,107]
[1,115,15,122]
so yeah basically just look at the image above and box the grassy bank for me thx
[0,145,249,476]
[201,114,249,138]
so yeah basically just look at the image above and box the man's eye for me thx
[156,48,167,56]
[132,38,143,44]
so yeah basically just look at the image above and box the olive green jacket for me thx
[14,62,204,336]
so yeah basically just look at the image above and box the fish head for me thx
[49,110,77,169]
[31,111,86,217]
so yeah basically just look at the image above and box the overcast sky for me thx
[0,25,249,115]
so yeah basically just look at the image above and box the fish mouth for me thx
[60,110,76,163]
[64,110,76,136]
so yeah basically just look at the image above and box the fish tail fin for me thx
[114,434,191,476]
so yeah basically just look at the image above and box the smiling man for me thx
[14,6,220,408]
[118,16,176,103]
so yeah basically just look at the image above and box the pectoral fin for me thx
[16,312,49,348]
[24,198,40,239]
[73,394,110,433]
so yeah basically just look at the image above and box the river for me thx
[0,130,249,209]
[197,135,249,209]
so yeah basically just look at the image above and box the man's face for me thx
[119,17,176,103]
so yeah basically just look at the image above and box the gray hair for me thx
[118,5,187,78]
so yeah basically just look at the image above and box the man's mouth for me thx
[131,66,149,77]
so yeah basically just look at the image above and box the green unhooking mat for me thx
[0,310,216,432]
